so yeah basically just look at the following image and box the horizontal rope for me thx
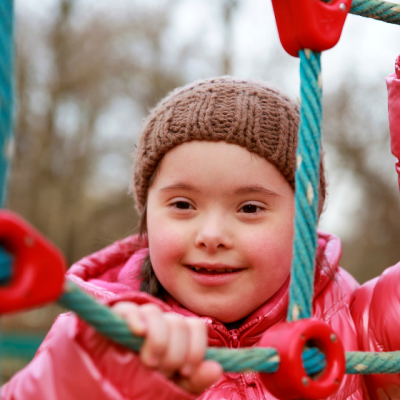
[58,282,400,376]
[350,0,400,25]
[320,0,400,25]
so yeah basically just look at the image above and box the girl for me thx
[2,67,400,400]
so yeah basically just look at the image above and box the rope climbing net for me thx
[2,0,400,396]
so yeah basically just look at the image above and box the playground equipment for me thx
[2,0,400,399]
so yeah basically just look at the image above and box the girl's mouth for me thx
[184,264,245,286]
[187,266,243,275]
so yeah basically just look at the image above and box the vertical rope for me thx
[287,50,322,322]
[0,0,14,382]
[0,0,14,282]
[0,0,14,207]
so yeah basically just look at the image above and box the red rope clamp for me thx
[272,0,352,57]
[259,319,345,400]
[0,210,66,313]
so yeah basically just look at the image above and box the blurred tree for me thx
[323,78,400,283]
[221,0,238,75]
[6,0,400,295]
[8,0,196,265]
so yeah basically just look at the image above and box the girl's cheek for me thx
[148,223,190,294]
[242,227,294,271]
[148,220,188,265]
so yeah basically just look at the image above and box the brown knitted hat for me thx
[132,77,326,214]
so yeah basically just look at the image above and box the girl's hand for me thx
[112,302,223,395]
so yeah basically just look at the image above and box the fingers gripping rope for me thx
[57,282,326,375]
[58,282,400,376]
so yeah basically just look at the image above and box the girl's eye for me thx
[173,201,193,210]
[240,204,264,214]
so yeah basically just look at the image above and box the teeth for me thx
[191,267,237,273]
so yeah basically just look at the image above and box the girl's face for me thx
[146,141,295,323]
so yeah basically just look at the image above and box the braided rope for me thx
[0,0,14,383]
[350,0,400,25]
[57,282,316,374]
[0,0,14,272]
[287,50,322,322]
[0,0,14,208]
[58,282,400,375]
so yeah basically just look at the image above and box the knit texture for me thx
[132,77,326,214]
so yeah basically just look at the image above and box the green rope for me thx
[287,50,322,322]
[0,0,14,281]
[350,0,400,25]
[0,0,14,384]
[58,282,400,375]
[0,0,14,207]
[346,351,400,374]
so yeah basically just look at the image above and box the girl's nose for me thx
[194,213,233,252]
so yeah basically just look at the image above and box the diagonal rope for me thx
[58,281,400,376]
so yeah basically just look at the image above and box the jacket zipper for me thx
[212,318,267,399]
[212,316,263,348]
[228,329,240,348]
[243,373,266,400]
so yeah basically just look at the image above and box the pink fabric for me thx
[386,56,400,190]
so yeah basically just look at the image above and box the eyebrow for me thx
[230,185,281,197]
[160,183,200,193]
[160,182,280,197]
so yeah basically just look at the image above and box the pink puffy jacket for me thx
[386,55,400,189]
[2,231,400,400]
[2,67,400,400]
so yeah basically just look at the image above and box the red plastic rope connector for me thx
[0,210,66,313]
[259,319,345,400]
[272,0,352,57]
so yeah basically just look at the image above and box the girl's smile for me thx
[146,140,295,323]
[184,263,245,286]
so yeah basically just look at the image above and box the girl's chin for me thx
[178,295,254,323]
